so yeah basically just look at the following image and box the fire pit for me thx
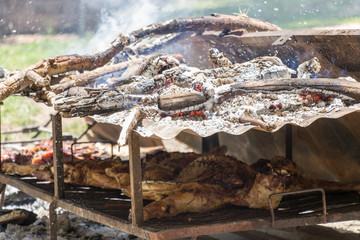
[1,14,360,239]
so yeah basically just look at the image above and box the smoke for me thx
[83,0,198,53]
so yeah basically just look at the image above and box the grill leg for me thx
[0,104,4,210]
[49,201,58,240]
[52,113,65,199]
[202,133,219,153]
[285,125,293,160]
[129,131,143,225]
[0,183,6,209]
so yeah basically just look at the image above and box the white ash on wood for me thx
[0,14,359,144]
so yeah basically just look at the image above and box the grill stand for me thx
[128,131,144,225]
[0,104,360,239]
[0,103,4,210]
[268,188,327,228]
[50,113,65,240]
[285,124,292,161]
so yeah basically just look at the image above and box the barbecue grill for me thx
[0,14,360,239]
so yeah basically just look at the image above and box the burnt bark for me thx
[131,14,281,39]
[159,92,207,111]
[50,54,185,94]
[228,78,360,101]
[0,34,130,102]
[53,78,360,119]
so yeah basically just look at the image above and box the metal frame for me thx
[285,124,293,160]
[0,107,359,239]
[268,188,327,228]
[52,113,65,200]
[128,131,144,225]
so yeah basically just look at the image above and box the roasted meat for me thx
[125,155,360,220]
[1,140,113,166]
[60,159,121,189]
[3,148,360,221]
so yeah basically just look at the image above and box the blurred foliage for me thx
[1,96,41,127]
[0,37,79,71]
[1,95,88,141]
[0,37,88,139]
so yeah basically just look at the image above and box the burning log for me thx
[0,15,359,144]
[46,49,359,146]
[0,14,281,103]
[225,78,360,101]
[159,92,207,111]
[0,209,36,225]
[50,54,186,95]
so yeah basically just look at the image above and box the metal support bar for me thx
[285,125,293,160]
[272,34,293,46]
[74,121,97,142]
[0,183,6,209]
[49,201,58,240]
[52,113,65,199]
[0,102,2,171]
[128,131,143,225]
[202,133,219,153]
[0,104,6,210]
[32,116,52,138]
[268,188,327,228]
[1,139,45,145]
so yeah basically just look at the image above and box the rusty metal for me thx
[49,200,58,240]
[272,34,293,46]
[2,172,360,239]
[1,139,45,145]
[74,121,97,141]
[145,221,256,240]
[70,140,114,162]
[128,130,143,225]
[0,183,6,209]
[268,188,327,228]
[57,198,148,239]
[0,102,2,172]
[1,126,52,135]
[285,124,293,160]
[202,133,219,153]
[0,173,55,202]
[52,113,65,199]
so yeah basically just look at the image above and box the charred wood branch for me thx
[54,89,158,118]
[0,209,36,225]
[0,70,33,102]
[224,78,360,102]
[0,34,130,102]
[34,34,130,77]
[51,56,152,94]
[131,14,281,39]
[239,116,276,131]
[50,54,185,94]
[159,92,207,111]
[54,77,360,119]
[118,105,143,146]
[25,70,50,87]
